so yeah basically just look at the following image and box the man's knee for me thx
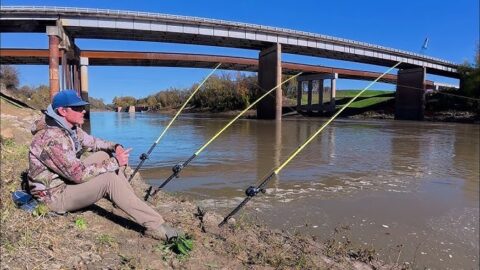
[91,172,118,188]
[82,151,111,165]
[93,151,111,161]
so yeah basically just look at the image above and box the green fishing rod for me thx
[128,63,221,182]
[219,61,402,227]
[144,72,302,201]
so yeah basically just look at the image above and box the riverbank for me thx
[0,99,408,269]
[119,106,480,124]
[345,109,479,123]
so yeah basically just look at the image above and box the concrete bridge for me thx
[1,48,447,86]
[2,48,457,115]
[0,6,461,120]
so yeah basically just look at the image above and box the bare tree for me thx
[0,65,19,89]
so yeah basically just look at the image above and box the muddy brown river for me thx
[91,112,479,269]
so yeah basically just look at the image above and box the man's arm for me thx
[77,128,117,152]
[41,137,120,183]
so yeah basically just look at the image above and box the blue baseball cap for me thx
[52,90,89,110]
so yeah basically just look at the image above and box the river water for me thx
[90,111,479,269]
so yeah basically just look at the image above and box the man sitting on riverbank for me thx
[27,89,179,241]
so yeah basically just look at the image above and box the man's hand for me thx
[115,147,132,167]
[115,144,124,153]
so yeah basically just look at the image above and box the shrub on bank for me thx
[191,74,251,112]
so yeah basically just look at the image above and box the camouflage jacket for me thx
[28,116,120,202]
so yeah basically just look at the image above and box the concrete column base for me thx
[257,43,282,120]
[395,67,426,120]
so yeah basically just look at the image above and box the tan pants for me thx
[47,151,164,230]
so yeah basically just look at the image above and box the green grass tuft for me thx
[75,217,87,230]
[157,234,194,257]
[32,203,49,217]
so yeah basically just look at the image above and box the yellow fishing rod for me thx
[219,61,402,227]
[128,63,221,182]
[144,72,302,201]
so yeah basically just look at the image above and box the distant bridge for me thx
[0,6,461,120]
[0,48,444,88]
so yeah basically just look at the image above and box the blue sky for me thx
[1,0,478,103]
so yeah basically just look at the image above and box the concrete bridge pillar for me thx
[296,73,337,115]
[47,23,74,101]
[73,62,80,93]
[61,50,74,90]
[330,76,336,111]
[80,57,90,118]
[60,49,66,90]
[307,80,313,113]
[394,67,426,120]
[80,57,89,101]
[318,80,324,111]
[72,45,82,94]
[296,80,302,111]
[46,27,61,100]
[257,43,282,120]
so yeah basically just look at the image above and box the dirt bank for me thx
[1,99,409,269]
[345,109,479,123]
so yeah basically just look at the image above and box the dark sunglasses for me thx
[68,106,86,112]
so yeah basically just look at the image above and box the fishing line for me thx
[128,63,221,182]
[219,61,402,227]
[144,72,302,201]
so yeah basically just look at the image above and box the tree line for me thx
[113,72,298,112]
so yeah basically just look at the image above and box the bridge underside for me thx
[65,33,457,78]
[1,47,445,121]
[1,48,438,87]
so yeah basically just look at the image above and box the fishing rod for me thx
[128,63,221,182]
[144,72,302,201]
[219,61,402,227]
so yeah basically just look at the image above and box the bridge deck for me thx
[0,6,459,78]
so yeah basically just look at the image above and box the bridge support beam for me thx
[395,67,426,120]
[330,76,336,111]
[296,80,302,111]
[72,45,82,93]
[80,57,90,118]
[80,57,89,100]
[297,73,337,115]
[317,80,323,112]
[47,22,74,100]
[47,29,60,100]
[307,80,313,113]
[257,43,282,120]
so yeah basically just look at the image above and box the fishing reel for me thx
[139,153,148,161]
[245,186,265,197]
[172,163,184,176]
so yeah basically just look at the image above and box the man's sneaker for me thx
[145,223,182,241]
